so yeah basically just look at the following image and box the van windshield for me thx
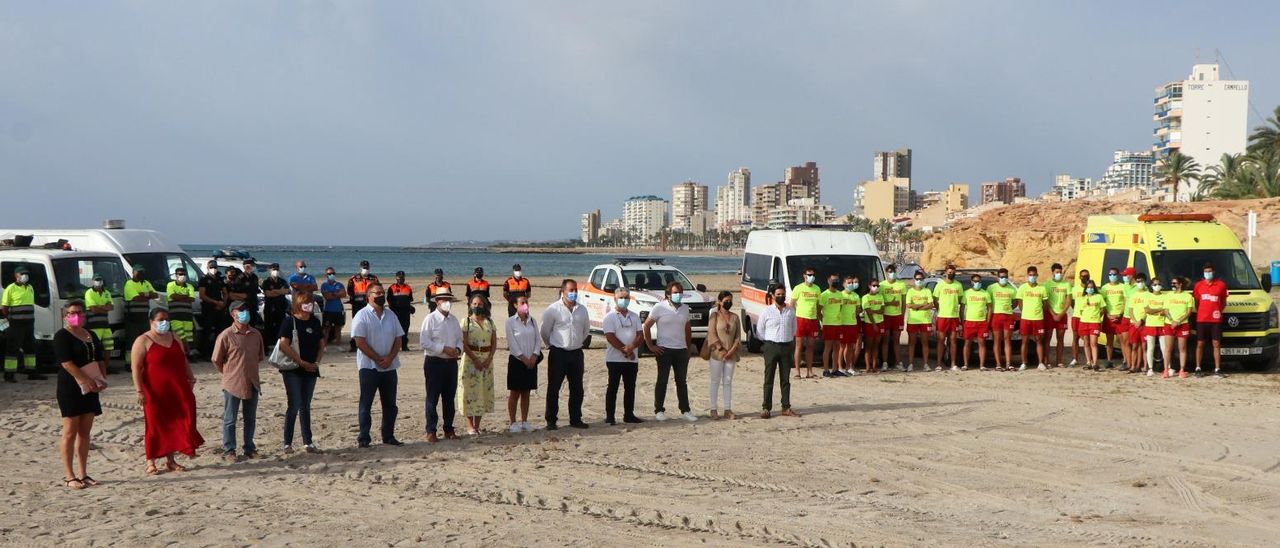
[1151,249,1260,290]
[623,269,694,291]
[785,255,882,292]
[123,253,203,291]
[52,257,129,299]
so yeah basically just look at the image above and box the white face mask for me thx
[18,274,29,284]
[300,303,314,313]
[207,267,218,276]
[176,275,187,283]
[513,270,522,278]
[271,270,280,278]
[93,280,104,289]
[439,300,452,313]
[360,268,369,276]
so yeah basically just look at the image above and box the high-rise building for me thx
[873,149,912,181]
[859,177,911,221]
[714,167,752,230]
[980,177,1025,205]
[943,183,969,212]
[784,162,820,203]
[1052,175,1094,201]
[623,195,668,239]
[767,198,834,228]
[671,181,709,232]
[1154,63,1248,200]
[580,209,600,243]
[1099,150,1155,195]
[751,182,786,228]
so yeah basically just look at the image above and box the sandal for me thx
[80,475,100,487]
[166,461,187,473]
[145,462,160,476]
[64,477,85,489]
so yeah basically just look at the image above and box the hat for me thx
[243,258,255,265]
[92,274,103,281]
[268,262,280,269]
[512,264,522,271]
[15,265,29,274]
[1121,267,1137,276]
[395,270,406,277]
[433,268,444,276]
[206,260,217,268]
[133,265,146,273]
[474,266,484,273]
[229,300,250,311]
[360,260,370,268]
[431,286,458,301]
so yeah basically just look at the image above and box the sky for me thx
[2,1,1277,245]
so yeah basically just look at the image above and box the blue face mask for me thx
[671,293,683,304]
[805,275,815,284]
[616,298,630,310]
[1204,271,1214,280]
[846,283,858,291]
[327,274,336,281]
[1109,274,1118,283]
[972,281,982,290]
[236,310,251,324]
[155,320,170,334]
[999,277,1008,285]
[565,291,577,303]
[1053,273,1063,282]
[1027,275,1037,284]
[1086,287,1095,295]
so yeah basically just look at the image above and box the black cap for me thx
[174,267,187,275]
[92,274,103,281]
[360,260,370,268]
[474,266,484,274]
[268,262,280,269]
[15,265,29,274]
[206,260,217,268]
[434,268,444,276]
[243,258,255,265]
[396,270,405,277]
[512,264,522,270]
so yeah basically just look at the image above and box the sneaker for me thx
[951,366,961,372]
[222,451,238,463]
[1213,370,1226,378]
[510,423,522,433]
[3,373,15,383]
[282,445,294,454]
[1069,359,1078,366]
[681,412,698,422]
[655,412,668,422]
[1018,364,1027,371]
[1178,371,1189,379]
[907,363,915,372]
[822,370,832,378]
[520,422,533,432]
[1146,369,1154,377]
[304,444,322,454]
[1036,364,1048,371]
[1162,368,1171,379]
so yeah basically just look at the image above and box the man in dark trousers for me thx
[197,260,228,359]
[347,260,380,351]
[261,263,290,344]
[387,271,415,351]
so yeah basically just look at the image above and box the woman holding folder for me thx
[54,300,107,489]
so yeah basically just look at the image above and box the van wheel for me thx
[745,319,763,354]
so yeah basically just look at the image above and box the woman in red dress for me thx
[130,308,204,475]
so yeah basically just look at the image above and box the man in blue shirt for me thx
[288,260,317,294]
[320,266,347,346]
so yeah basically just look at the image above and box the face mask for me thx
[1204,272,1214,280]
[297,267,306,273]
[1027,275,1037,284]
[327,274,336,281]
[517,303,529,315]
[1123,275,1131,283]
[972,281,982,290]
[869,286,879,294]
[271,270,280,278]
[670,293,683,304]
[888,272,897,280]
[720,301,732,311]
[1152,284,1162,293]
[999,277,1008,285]
[301,303,314,313]
[93,280,103,289]
[565,291,577,303]
[235,310,250,324]
[207,268,218,276]
[914,279,923,287]
[805,275,815,284]
[360,268,369,276]
[176,275,187,283]
[1053,273,1063,281]
[945,273,955,280]
[471,307,486,316]
[829,280,839,288]
[373,296,386,307]
[1135,281,1145,289]
[66,313,85,327]
[774,296,786,305]
[616,298,630,310]
[1109,274,1118,283]
[846,283,858,292]
[439,300,452,313]
[155,320,171,334]
[19,274,29,284]
[1086,287,1095,295]
[513,271,522,278]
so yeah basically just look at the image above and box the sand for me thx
[3,273,1280,546]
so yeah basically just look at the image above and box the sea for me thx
[182,245,744,278]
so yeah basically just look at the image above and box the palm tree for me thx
[1156,150,1202,201]
[1248,105,1280,156]
[1211,149,1280,199]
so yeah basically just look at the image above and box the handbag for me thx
[699,313,716,360]
[268,318,302,371]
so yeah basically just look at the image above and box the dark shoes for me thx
[545,424,559,431]
[357,441,371,449]
[569,422,589,429]
[604,418,616,425]
[26,372,47,381]
[3,373,15,383]
[623,415,645,424]
[383,438,405,446]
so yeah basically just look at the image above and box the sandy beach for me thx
[4,273,1280,546]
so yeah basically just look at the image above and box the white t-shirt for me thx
[602,309,641,363]
[648,300,690,350]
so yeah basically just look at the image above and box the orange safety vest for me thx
[467,279,490,294]
[349,275,379,303]
[504,277,530,299]
[427,281,451,298]
[389,283,413,297]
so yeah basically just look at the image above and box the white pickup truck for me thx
[580,258,713,347]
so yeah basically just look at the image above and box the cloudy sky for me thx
[2,1,1276,245]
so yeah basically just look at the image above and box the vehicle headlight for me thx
[1270,303,1278,329]
[639,311,649,322]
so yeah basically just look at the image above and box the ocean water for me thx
[182,245,743,278]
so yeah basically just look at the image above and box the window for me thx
[589,268,607,289]
[123,253,202,291]
[0,261,51,308]
[51,257,128,299]
[742,253,772,290]
[1102,249,1129,274]
[1133,251,1149,278]
[604,270,620,291]
[1152,249,1260,290]
[623,269,694,291]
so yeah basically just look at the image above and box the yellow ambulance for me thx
[1076,213,1278,369]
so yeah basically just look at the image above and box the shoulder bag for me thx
[268,317,302,371]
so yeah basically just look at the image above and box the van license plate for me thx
[1219,348,1252,356]
[690,313,703,320]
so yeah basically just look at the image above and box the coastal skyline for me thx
[2,2,1278,245]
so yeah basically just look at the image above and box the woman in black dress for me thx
[54,300,106,489]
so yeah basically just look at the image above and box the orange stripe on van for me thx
[740,285,767,304]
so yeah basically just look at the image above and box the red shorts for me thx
[1070,317,1080,333]
[862,322,883,338]
[1020,319,1045,336]
[1116,317,1131,334]
[962,320,990,340]
[935,317,960,334]
[882,314,904,331]
[991,313,1016,332]
[841,325,861,343]
[1102,316,1122,335]
[797,317,819,338]
[822,325,844,343]
[906,323,932,334]
[1076,322,1100,337]
[1161,324,1191,338]
[1045,314,1067,331]
[1128,325,1143,342]
[1141,326,1161,339]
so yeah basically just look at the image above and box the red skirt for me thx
[141,339,204,459]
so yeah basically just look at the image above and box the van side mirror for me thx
[1263,273,1272,292]
[603,283,618,293]
[695,284,707,292]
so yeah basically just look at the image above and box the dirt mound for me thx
[921,197,1280,273]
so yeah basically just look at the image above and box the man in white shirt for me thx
[351,283,404,448]
[420,286,463,443]
[603,288,644,425]
[539,279,590,430]
[755,284,801,419]
[505,295,540,433]
[643,281,696,422]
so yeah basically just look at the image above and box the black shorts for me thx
[323,311,345,327]
[1196,322,1222,342]
[506,355,538,391]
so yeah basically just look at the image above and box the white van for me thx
[0,248,129,364]
[739,227,885,351]
[582,258,713,347]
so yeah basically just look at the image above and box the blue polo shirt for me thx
[321,280,345,313]
[288,272,317,291]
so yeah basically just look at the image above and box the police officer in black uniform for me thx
[241,258,263,329]
[197,260,227,358]
[261,262,290,344]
